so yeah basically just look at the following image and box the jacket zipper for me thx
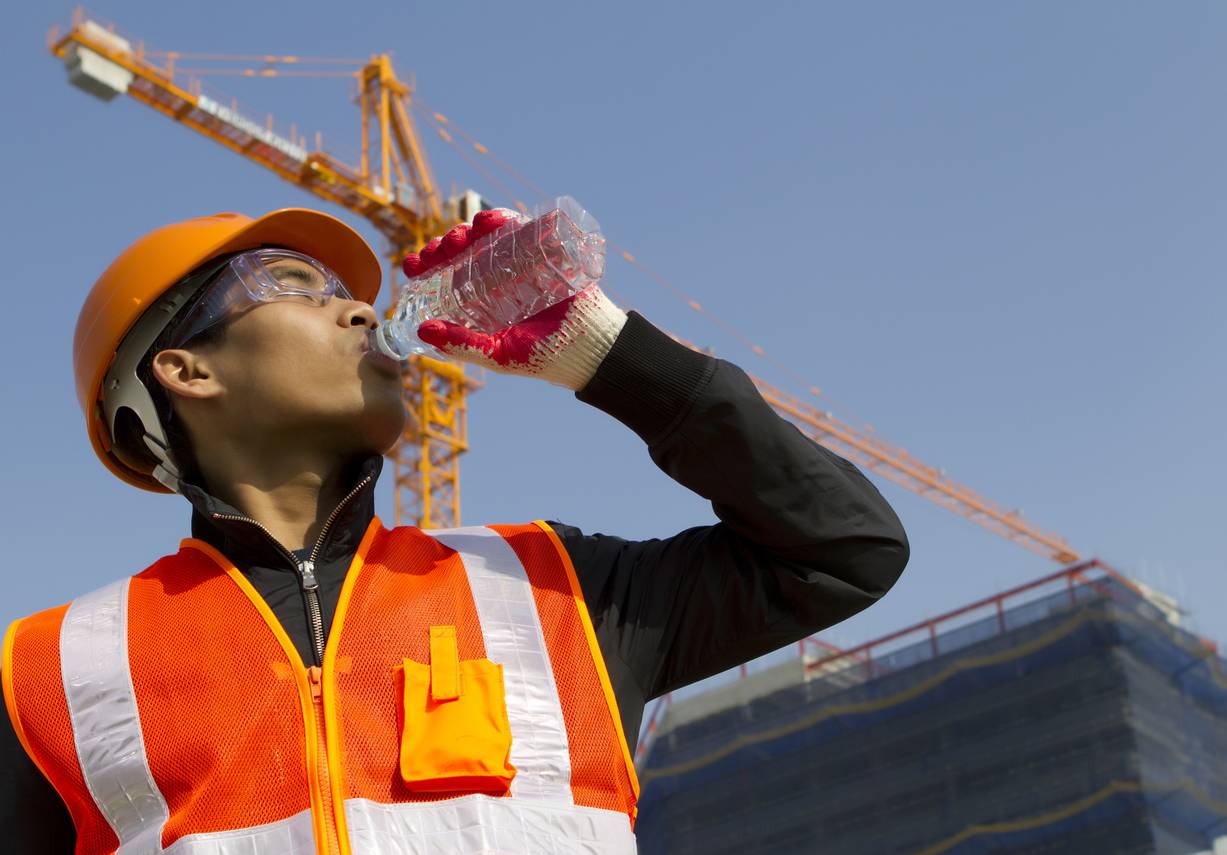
[212,475,372,665]
[211,475,371,854]
[299,475,372,662]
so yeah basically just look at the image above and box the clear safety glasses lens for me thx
[170,249,354,348]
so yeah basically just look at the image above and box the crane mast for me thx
[47,8,1082,564]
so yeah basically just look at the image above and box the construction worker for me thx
[0,208,909,854]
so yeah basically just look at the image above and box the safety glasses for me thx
[170,249,355,348]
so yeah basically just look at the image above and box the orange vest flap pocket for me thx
[397,656,516,793]
[428,626,460,701]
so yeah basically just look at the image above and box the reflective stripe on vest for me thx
[165,811,316,854]
[343,794,637,855]
[425,526,573,804]
[60,578,169,855]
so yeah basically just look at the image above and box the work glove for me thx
[404,209,628,391]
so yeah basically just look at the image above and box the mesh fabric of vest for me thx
[125,548,312,845]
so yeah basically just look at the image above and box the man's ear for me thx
[150,349,223,400]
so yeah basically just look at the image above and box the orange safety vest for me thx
[2,521,639,855]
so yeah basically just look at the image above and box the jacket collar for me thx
[182,456,382,572]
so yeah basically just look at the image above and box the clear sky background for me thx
[1,3,1224,673]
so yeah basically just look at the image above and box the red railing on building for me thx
[801,559,1208,681]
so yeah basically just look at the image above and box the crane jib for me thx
[196,94,308,162]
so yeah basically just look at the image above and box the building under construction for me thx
[635,562,1227,855]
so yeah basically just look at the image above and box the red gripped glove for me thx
[404,210,628,391]
[402,208,518,277]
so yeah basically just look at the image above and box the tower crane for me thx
[47,8,1081,564]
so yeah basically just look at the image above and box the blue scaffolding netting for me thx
[635,576,1227,855]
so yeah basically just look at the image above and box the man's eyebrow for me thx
[268,264,323,286]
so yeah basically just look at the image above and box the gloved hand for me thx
[405,210,628,391]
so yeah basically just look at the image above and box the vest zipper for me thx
[211,476,372,854]
[309,665,342,855]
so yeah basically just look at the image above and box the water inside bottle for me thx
[450,208,601,332]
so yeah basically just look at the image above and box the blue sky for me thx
[2,2,1224,663]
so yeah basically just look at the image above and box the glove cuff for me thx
[542,287,628,390]
[575,312,717,444]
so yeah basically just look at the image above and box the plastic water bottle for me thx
[373,196,606,361]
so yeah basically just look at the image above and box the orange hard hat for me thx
[74,209,383,493]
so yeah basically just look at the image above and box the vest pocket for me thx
[395,625,517,792]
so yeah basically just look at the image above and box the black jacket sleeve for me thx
[0,681,76,854]
[557,313,910,751]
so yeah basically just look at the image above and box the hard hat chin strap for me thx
[143,432,183,494]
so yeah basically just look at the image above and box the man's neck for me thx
[196,445,356,552]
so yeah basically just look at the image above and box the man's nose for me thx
[343,301,380,330]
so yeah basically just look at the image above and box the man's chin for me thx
[355,401,408,456]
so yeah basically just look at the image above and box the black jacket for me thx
[0,314,909,852]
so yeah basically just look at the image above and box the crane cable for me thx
[410,98,881,436]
